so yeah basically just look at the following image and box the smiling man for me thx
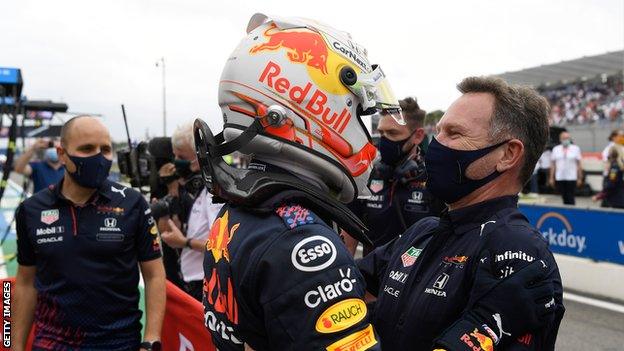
[13,115,166,351]
[358,77,565,350]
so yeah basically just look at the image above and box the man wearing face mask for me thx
[548,131,583,205]
[14,138,65,193]
[158,122,223,301]
[344,97,444,255]
[13,115,166,351]
[358,77,564,350]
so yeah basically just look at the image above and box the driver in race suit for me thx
[195,13,556,351]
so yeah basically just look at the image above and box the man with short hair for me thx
[14,115,166,351]
[344,97,444,255]
[14,138,65,193]
[549,131,582,205]
[359,77,564,350]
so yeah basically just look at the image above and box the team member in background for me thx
[359,77,564,350]
[344,97,444,255]
[13,115,166,351]
[601,130,618,163]
[593,130,624,208]
[158,121,223,301]
[14,138,65,192]
[549,131,583,205]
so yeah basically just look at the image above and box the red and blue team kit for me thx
[358,196,566,350]
[202,202,380,351]
[17,179,161,350]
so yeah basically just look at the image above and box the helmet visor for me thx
[349,65,405,125]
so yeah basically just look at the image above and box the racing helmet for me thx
[218,13,404,203]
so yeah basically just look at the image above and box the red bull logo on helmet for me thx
[251,23,328,74]
[258,60,352,134]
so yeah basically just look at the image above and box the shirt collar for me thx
[51,177,112,206]
[447,195,519,234]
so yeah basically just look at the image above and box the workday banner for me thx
[519,204,624,265]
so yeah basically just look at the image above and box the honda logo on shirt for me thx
[433,273,449,289]
[104,218,117,228]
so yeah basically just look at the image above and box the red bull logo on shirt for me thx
[204,211,241,332]
[460,328,494,351]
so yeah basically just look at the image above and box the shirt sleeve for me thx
[574,146,582,161]
[243,224,381,351]
[356,238,399,297]
[28,161,40,176]
[16,204,36,265]
[473,226,565,350]
[135,197,162,262]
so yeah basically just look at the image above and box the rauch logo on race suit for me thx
[291,235,337,272]
[315,298,367,334]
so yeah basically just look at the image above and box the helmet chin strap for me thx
[193,117,373,246]
[254,155,330,194]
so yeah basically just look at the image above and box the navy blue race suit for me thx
[202,202,380,351]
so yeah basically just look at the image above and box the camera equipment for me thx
[116,105,175,194]
[150,194,175,220]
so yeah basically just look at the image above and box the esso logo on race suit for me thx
[291,235,337,272]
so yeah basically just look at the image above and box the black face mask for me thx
[425,136,508,204]
[174,159,193,179]
[67,152,112,189]
[378,136,410,166]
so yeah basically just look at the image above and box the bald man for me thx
[14,116,166,351]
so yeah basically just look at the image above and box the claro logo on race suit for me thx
[315,298,367,334]
[305,268,357,308]
[291,235,337,272]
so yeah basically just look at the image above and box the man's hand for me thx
[160,219,187,249]
[547,177,555,188]
[434,253,555,349]
[33,138,50,150]
[576,178,583,187]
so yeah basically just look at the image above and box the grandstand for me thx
[495,50,624,152]
[495,50,623,87]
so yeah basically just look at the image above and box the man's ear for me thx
[57,145,76,172]
[412,128,426,145]
[496,139,524,172]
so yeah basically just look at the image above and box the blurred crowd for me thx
[539,74,624,126]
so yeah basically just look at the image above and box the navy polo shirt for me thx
[16,178,162,350]
[29,161,65,193]
[358,196,565,350]
[350,166,444,249]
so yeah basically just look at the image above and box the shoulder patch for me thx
[275,204,316,229]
